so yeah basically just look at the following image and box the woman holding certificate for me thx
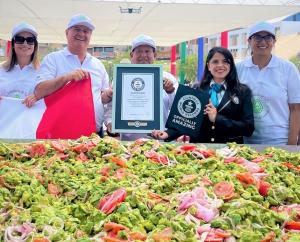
[152,47,254,144]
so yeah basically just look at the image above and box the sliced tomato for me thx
[100,166,111,176]
[285,221,300,230]
[260,231,276,242]
[76,152,88,162]
[56,153,69,160]
[113,168,126,180]
[34,173,44,184]
[152,227,172,242]
[179,144,197,152]
[258,180,271,197]
[145,150,169,165]
[213,181,235,200]
[236,172,256,185]
[199,149,215,158]
[148,191,162,200]
[174,149,185,155]
[102,237,129,242]
[104,222,129,233]
[202,228,231,242]
[201,176,213,186]
[148,191,169,203]
[97,188,127,214]
[111,156,127,168]
[224,157,236,163]
[72,143,88,153]
[282,162,295,169]
[180,174,198,184]
[97,193,111,211]
[129,231,147,241]
[32,239,50,242]
[282,162,300,173]
[134,138,148,146]
[51,140,68,153]
[28,143,47,157]
[47,183,60,196]
[214,229,231,238]
[251,156,266,163]
[156,154,169,165]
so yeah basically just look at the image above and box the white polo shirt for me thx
[36,48,109,131]
[120,71,178,141]
[0,64,38,98]
[237,55,300,144]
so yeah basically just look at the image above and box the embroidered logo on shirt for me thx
[252,95,269,119]
[177,95,201,119]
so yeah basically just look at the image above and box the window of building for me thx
[209,38,217,47]
[229,48,238,58]
[241,33,248,45]
[104,47,114,52]
[229,34,239,46]
[94,47,103,52]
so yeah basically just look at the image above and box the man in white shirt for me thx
[34,14,110,133]
[121,34,178,141]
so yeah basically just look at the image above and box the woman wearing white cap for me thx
[237,22,300,145]
[0,23,39,107]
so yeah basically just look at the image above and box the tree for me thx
[102,51,131,82]
[183,54,198,84]
[290,54,300,71]
[176,54,199,85]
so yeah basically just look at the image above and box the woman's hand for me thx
[22,94,37,108]
[204,100,217,123]
[151,130,168,140]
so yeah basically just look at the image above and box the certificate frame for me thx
[112,64,163,133]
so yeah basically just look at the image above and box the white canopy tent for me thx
[0,0,299,46]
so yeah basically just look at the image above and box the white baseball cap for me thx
[12,22,38,38]
[67,14,95,31]
[132,34,156,51]
[248,22,276,38]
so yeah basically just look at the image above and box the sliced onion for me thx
[4,223,35,242]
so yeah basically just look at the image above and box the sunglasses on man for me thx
[14,36,36,45]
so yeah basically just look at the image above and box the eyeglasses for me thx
[14,36,36,45]
[251,34,274,42]
[71,26,91,34]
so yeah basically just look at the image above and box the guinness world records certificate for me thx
[112,64,163,133]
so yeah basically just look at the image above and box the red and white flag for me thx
[0,77,96,139]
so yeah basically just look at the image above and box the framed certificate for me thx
[166,84,209,138]
[112,64,163,133]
